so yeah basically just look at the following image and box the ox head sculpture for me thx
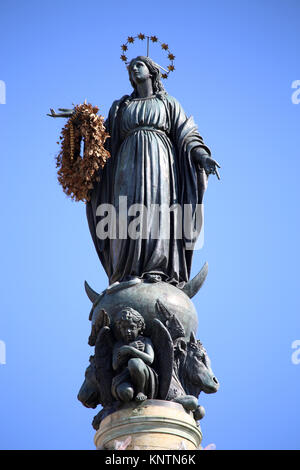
[183,332,219,396]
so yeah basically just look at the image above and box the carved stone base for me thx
[94,400,202,450]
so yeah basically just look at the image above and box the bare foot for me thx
[135,392,147,402]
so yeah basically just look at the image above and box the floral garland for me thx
[56,103,110,202]
[120,34,175,79]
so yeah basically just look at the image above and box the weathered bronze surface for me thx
[49,54,220,432]
[86,57,220,287]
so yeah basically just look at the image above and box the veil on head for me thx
[128,56,166,95]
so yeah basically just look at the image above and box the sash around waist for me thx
[124,126,167,139]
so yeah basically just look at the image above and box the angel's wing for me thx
[94,326,114,406]
[88,309,110,346]
[156,299,185,341]
[151,318,173,400]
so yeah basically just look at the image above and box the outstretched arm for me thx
[167,95,221,180]
[47,107,75,118]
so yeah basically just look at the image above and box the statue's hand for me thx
[196,154,221,180]
[131,340,144,351]
[47,107,75,118]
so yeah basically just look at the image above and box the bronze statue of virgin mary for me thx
[49,46,221,437]
[85,55,220,288]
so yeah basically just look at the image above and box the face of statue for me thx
[130,60,151,85]
[119,318,140,344]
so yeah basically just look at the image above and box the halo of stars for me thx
[120,34,175,79]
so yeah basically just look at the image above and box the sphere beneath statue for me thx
[91,280,198,339]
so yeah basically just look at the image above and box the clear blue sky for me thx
[0,0,299,450]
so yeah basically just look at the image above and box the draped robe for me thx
[86,93,210,287]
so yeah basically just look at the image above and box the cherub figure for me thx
[111,308,158,402]
[81,306,173,427]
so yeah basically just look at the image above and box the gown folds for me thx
[86,93,210,287]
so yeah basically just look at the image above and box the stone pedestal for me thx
[94,400,202,450]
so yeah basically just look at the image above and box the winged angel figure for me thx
[78,302,218,428]
[78,307,174,427]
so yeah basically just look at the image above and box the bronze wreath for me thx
[56,103,110,202]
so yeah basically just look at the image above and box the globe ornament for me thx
[120,34,175,79]
[87,280,198,341]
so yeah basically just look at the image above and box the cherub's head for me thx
[114,307,145,343]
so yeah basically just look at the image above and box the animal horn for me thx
[189,331,197,344]
[84,281,99,304]
[182,262,208,298]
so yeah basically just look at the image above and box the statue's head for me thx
[114,307,145,343]
[128,56,165,95]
